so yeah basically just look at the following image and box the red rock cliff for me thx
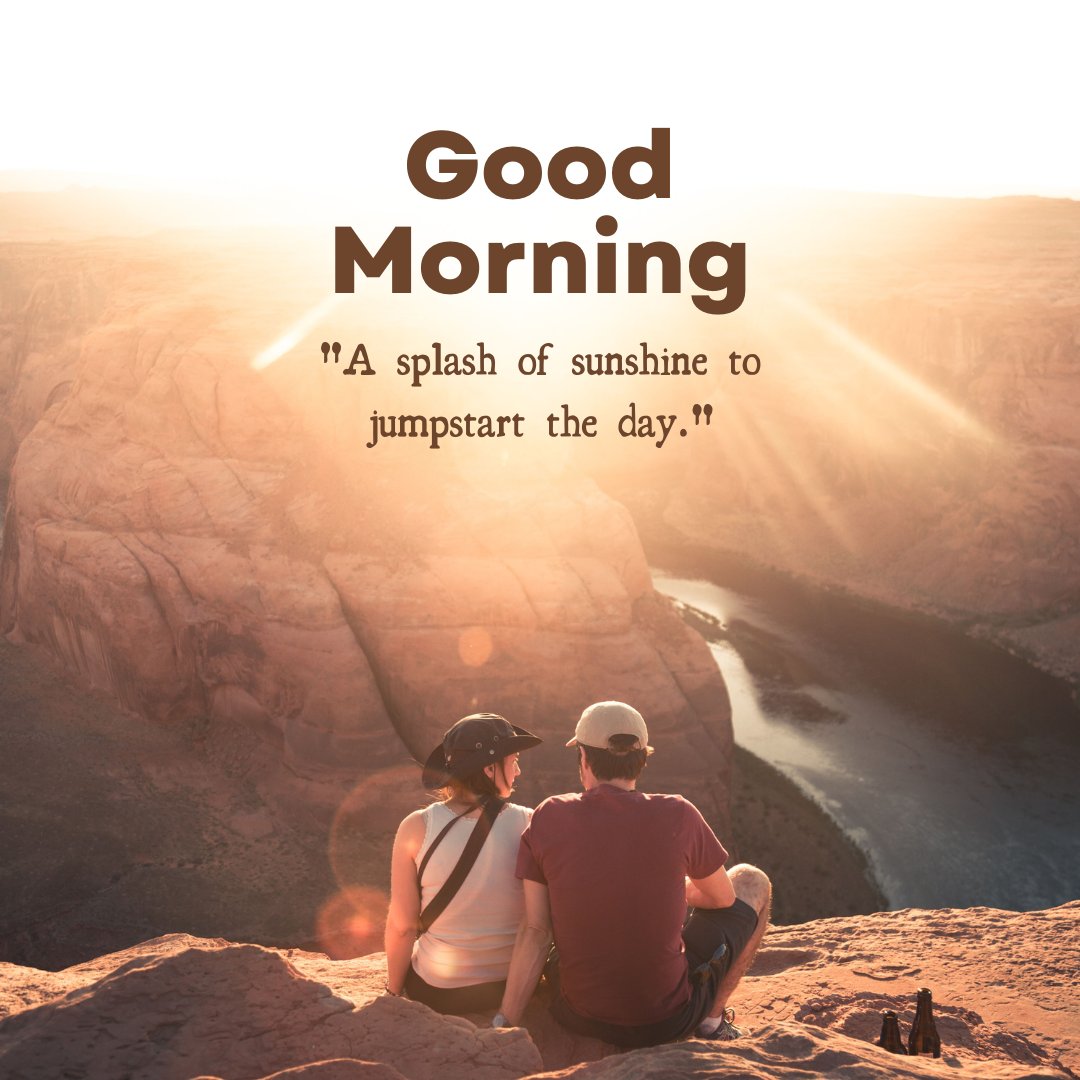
[0,234,733,825]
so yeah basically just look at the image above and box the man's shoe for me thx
[698,1007,742,1040]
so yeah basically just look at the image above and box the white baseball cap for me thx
[566,701,653,754]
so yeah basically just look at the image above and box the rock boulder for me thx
[1,902,1076,1079]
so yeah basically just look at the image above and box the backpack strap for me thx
[417,797,505,934]
[415,812,463,888]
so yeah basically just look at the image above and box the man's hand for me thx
[498,879,552,1025]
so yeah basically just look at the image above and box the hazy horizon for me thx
[5,2,1078,209]
[1,168,1078,205]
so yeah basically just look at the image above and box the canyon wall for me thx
[626,196,1080,690]
[0,232,733,827]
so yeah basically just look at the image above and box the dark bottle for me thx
[907,987,942,1058]
[877,1010,907,1054]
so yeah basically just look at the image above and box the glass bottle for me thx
[907,987,942,1058]
[877,1009,907,1054]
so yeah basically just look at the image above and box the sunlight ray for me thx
[733,404,861,553]
[251,294,345,371]
[778,292,994,442]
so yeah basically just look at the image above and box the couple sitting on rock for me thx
[384,702,771,1047]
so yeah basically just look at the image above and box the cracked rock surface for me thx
[1,903,1076,1079]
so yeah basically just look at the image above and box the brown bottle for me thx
[877,1010,907,1054]
[907,987,942,1058]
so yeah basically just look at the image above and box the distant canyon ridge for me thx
[605,195,1080,695]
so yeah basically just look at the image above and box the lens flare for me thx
[328,764,420,894]
[458,626,494,667]
[315,886,387,960]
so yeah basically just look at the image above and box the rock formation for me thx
[0,234,733,830]
[0,214,743,973]
[1,902,1076,1079]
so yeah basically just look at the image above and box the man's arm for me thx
[686,863,737,910]
[497,879,552,1025]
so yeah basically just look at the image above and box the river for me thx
[653,562,1080,911]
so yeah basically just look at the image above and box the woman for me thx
[384,712,542,1014]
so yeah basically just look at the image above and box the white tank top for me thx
[411,801,531,988]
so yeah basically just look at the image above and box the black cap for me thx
[421,713,542,790]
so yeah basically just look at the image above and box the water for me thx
[654,569,1080,911]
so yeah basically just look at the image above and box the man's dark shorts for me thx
[548,898,760,1048]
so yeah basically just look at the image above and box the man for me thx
[493,701,770,1046]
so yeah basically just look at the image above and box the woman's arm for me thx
[384,810,425,994]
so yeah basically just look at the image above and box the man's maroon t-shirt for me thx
[516,784,727,1026]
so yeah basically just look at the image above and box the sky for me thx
[3,1,1078,202]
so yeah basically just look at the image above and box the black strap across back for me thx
[416,796,505,934]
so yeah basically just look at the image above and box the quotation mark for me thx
[319,341,375,376]
[692,403,713,425]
